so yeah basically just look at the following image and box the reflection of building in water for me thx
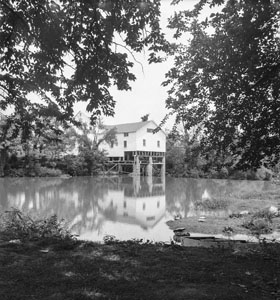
[98,176,166,229]
[1,176,166,238]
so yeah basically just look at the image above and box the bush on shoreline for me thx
[0,208,75,242]
[166,165,277,181]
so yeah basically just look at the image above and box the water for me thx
[0,176,278,242]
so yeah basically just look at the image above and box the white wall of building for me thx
[100,121,166,158]
[135,121,166,153]
[100,131,136,157]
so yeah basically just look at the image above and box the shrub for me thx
[0,208,75,241]
[243,218,273,235]
[194,197,228,211]
[219,167,229,179]
[229,170,247,180]
[242,208,274,236]
[255,166,274,181]
[36,166,62,177]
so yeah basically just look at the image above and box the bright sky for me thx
[74,0,202,130]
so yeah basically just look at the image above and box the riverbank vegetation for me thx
[165,129,280,180]
[0,117,117,177]
[164,0,280,179]
[0,209,279,300]
[2,118,280,179]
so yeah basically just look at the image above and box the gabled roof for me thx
[75,111,91,123]
[104,121,152,133]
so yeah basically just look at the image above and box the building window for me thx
[157,201,160,208]
[147,128,153,133]
[157,140,160,147]
[143,139,146,147]
[123,201,127,208]
[124,132,129,137]
[143,203,146,210]
[124,140,127,148]
[110,141,114,148]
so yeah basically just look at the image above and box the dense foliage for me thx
[3,118,115,177]
[0,0,165,143]
[0,0,166,175]
[164,0,280,170]
[165,127,277,180]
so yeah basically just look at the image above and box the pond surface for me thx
[0,176,278,242]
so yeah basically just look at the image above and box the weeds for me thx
[242,209,275,236]
[251,209,275,221]
[0,208,75,242]
[194,198,229,211]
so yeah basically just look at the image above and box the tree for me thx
[70,118,117,175]
[164,0,280,169]
[0,0,165,140]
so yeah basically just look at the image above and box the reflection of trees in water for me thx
[2,176,278,236]
[165,178,202,217]
[2,176,168,235]
[0,179,9,210]
[1,177,109,234]
[0,177,65,213]
[165,177,278,217]
[50,177,112,234]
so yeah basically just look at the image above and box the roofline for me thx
[105,120,166,135]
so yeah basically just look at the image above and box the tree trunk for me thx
[0,149,7,177]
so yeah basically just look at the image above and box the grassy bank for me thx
[0,210,280,300]
[0,238,280,300]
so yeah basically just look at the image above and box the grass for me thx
[0,210,279,299]
[0,238,279,300]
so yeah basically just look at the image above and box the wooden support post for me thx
[133,155,141,176]
[118,163,122,174]
[161,156,165,178]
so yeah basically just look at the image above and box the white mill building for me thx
[100,120,166,176]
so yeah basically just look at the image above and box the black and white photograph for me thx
[0,0,279,299]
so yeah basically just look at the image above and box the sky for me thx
[74,0,202,130]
